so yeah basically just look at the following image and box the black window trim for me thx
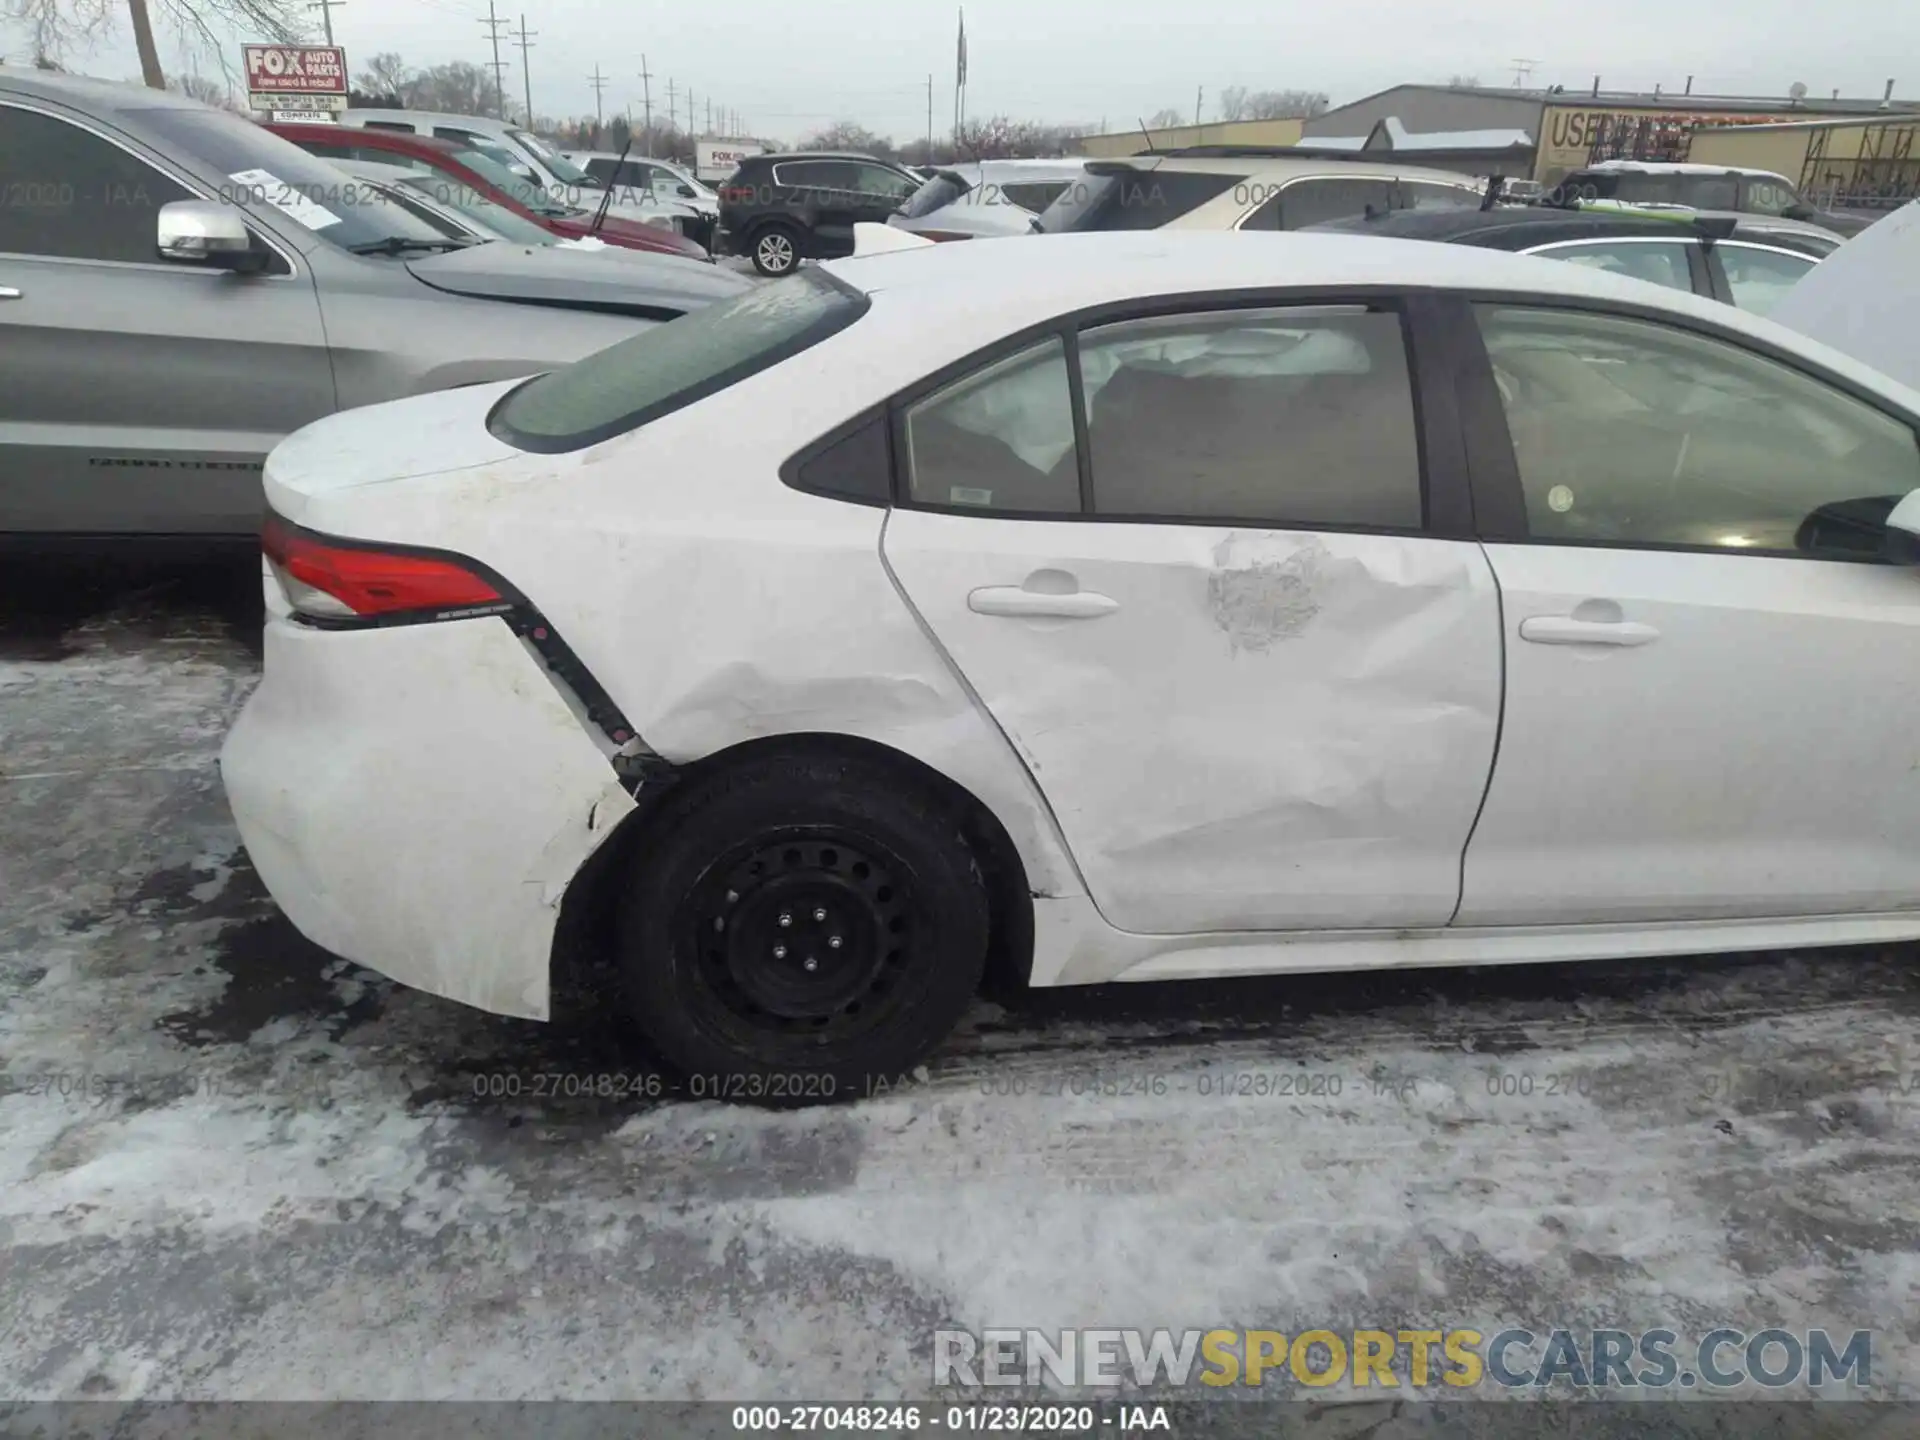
[1454,289,1920,563]
[0,97,300,279]
[864,284,1468,540]
[490,265,872,455]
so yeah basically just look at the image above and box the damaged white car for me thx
[222,231,1920,1095]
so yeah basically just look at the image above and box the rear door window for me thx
[1036,167,1239,232]
[1078,305,1423,528]
[1715,243,1817,316]
[1673,174,1739,209]
[1528,239,1696,293]
[903,337,1081,513]
[1244,178,1395,230]
[491,269,868,452]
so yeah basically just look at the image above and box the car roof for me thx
[0,64,210,113]
[1091,153,1485,184]
[268,122,467,155]
[1578,160,1793,180]
[821,230,1912,402]
[1306,205,1836,251]
[341,108,513,131]
[752,151,911,165]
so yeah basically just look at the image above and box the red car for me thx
[264,123,710,261]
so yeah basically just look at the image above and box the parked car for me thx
[224,229,1920,1099]
[0,71,745,541]
[330,158,574,245]
[1032,151,1486,234]
[336,108,675,230]
[265,123,711,260]
[1308,204,1835,316]
[566,149,718,250]
[1555,161,1875,238]
[889,159,1092,242]
[716,150,925,274]
[1772,199,1919,391]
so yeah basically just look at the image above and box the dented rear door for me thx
[881,299,1503,936]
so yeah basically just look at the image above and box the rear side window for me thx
[904,337,1081,513]
[491,270,869,453]
[1036,168,1238,232]
[1246,178,1394,230]
[1080,306,1423,528]
[1002,180,1072,213]
[1674,175,1739,210]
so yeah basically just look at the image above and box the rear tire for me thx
[750,224,802,276]
[616,751,988,1104]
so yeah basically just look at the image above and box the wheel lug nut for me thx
[813,908,827,922]
[778,912,792,928]
[803,957,819,972]
[773,945,787,960]
[725,890,739,905]
[828,936,843,950]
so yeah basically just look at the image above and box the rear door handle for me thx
[1519,616,1660,647]
[0,287,21,300]
[969,586,1120,620]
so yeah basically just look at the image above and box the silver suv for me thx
[0,69,745,542]
[1036,150,1486,234]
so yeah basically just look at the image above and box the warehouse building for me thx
[1689,115,1920,212]
[1073,82,1918,185]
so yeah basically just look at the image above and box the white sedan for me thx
[221,231,1920,1099]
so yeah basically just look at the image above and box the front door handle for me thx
[969,585,1119,620]
[1519,616,1660,647]
[0,287,21,300]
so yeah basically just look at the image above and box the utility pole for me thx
[588,65,608,126]
[665,77,679,142]
[707,97,713,135]
[309,0,343,46]
[638,55,654,154]
[927,73,934,163]
[480,1,510,118]
[511,14,536,127]
[1509,57,1538,88]
[686,86,696,137]
[1194,84,1203,125]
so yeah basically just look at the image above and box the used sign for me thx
[243,44,348,112]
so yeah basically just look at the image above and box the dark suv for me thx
[717,152,923,275]
[1556,162,1874,237]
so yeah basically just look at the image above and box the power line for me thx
[478,0,510,118]
[1510,57,1539,88]
[309,0,343,46]
[587,64,608,125]
[638,54,653,154]
[511,13,536,124]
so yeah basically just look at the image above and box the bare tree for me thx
[1217,85,1249,122]
[800,120,894,157]
[355,51,414,103]
[167,67,239,108]
[406,60,493,117]
[1242,89,1330,119]
[1145,107,1187,131]
[1449,73,1483,88]
[4,0,309,90]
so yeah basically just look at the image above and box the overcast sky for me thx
[5,0,1917,141]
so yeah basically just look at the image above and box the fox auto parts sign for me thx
[243,44,348,113]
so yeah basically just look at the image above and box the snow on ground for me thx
[3,561,1920,1415]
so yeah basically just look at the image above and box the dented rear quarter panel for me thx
[289,307,1089,911]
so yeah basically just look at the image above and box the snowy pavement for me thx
[3,560,1920,1411]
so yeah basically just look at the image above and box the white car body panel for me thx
[222,580,634,1021]
[854,221,935,255]
[1460,545,1920,926]
[224,232,1920,1022]
[883,513,1502,934]
[1771,200,1919,392]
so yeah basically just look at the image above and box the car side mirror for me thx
[1887,490,1920,565]
[1782,202,1816,221]
[157,200,264,273]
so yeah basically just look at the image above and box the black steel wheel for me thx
[617,750,989,1102]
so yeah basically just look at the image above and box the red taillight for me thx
[262,513,504,622]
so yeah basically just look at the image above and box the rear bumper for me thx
[220,603,636,1020]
